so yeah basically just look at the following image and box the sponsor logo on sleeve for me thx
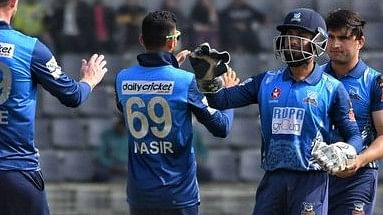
[122,80,174,95]
[46,57,62,80]
[0,42,15,58]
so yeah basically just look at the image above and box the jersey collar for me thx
[0,21,12,30]
[137,52,179,68]
[323,59,367,79]
[283,63,323,85]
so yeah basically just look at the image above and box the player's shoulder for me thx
[365,65,381,78]
[9,29,38,46]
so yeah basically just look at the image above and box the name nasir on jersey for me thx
[115,52,233,208]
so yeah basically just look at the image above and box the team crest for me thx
[291,12,302,22]
[349,88,361,100]
[303,91,318,106]
[271,87,281,99]
[300,202,315,215]
[351,202,365,215]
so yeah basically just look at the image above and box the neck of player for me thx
[330,56,359,77]
[289,59,315,81]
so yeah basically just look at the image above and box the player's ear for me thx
[357,35,365,50]
[139,34,145,49]
[165,38,176,52]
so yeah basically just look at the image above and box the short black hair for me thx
[326,9,366,39]
[141,10,177,50]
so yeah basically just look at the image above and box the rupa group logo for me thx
[0,42,15,58]
[122,80,174,95]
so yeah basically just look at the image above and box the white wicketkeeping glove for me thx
[312,141,357,174]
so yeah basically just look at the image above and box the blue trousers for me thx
[130,205,199,215]
[329,168,378,215]
[0,170,49,215]
[252,170,329,215]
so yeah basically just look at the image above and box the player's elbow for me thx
[58,96,82,108]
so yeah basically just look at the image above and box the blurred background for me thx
[14,0,383,214]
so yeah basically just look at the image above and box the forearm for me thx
[358,135,383,167]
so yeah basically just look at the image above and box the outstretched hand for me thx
[176,50,191,66]
[80,54,108,90]
[223,68,240,88]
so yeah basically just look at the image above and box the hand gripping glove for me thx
[189,42,231,93]
[312,141,357,174]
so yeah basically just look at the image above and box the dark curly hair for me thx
[141,10,177,50]
[326,9,366,39]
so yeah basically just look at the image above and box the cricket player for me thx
[323,9,383,215]
[0,0,108,214]
[115,11,234,215]
[196,8,363,214]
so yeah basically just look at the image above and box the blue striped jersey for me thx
[0,21,91,170]
[206,64,362,171]
[323,60,383,168]
[115,52,233,208]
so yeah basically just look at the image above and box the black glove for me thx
[189,42,231,93]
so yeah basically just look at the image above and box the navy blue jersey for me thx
[207,64,362,171]
[0,22,91,170]
[115,52,233,208]
[323,60,383,168]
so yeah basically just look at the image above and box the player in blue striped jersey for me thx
[114,11,233,215]
[0,0,107,214]
[202,8,362,215]
[323,9,383,215]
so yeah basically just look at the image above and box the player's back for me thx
[0,22,40,170]
[115,63,199,208]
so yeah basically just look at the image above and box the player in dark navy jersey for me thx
[202,8,363,215]
[0,0,108,214]
[323,9,383,215]
[115,11,234,215]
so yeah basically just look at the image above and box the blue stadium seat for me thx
[103,54,124,85]
[362,52,383,72]
[317,0,352,17]
[231,53,262,80]
[228,117,262,149]
[78,86,115,117]
[60,53,84,80]
[239,149,264,182]
[352,0,383,22]
[35,118,51,149]
[75,189,110,212]
[257,26,279,52]
[62,151,95,181]
[39,150,63,182]
[51,119,85,149]
[364,22,383,50]
[195,124,230,149]
[83,118,116,148]
[235,104,259,118]
[207,149,238,181]
[40,89,79,117]
[281,0,316,15]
